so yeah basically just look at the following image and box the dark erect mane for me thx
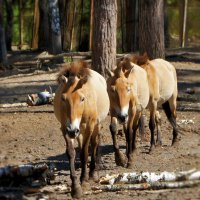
[57,61,91,83]
[125,53,149,66]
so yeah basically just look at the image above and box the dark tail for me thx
[138,114,145,141]
[162,101,178,144]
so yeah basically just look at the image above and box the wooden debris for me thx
[0,163,54,187]
[99,169,200,185]
[92,180,200,192]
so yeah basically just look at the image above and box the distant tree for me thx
[0,0,8,67]
[5,0,13,51]
[92,0,117,78]
[32,0,39,49]
[48,0,62,54]
[38,0,50,50]
[126,0,139,52]
[139,0,165,59]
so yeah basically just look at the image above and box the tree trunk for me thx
[5,0,13,51]
[164,0,170,48]
[32,0,40,49]
[19,0,24,49]
[126,0,139,52]
[70,0,77,51]
[0,0,8,67]
[89,0,94,51]
[92,0,117,78]
[139,0,165,59]
[179,0,188,47]
[38,0,50,50]
[48,0,62,55]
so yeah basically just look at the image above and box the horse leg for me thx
[127,112,140,168]
[155,111,162,146]
[63,132,82,199]
[89,124,100,182]
[162,95,179,146]
[80,129,92,189]
[138,114,146,141]
[149,100,157,151]
[110,116,126,167]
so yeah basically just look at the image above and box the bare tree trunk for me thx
[139,0,165,59]
[89,0,94,51]
[5,0,13,51]
[92,0,117,78]
[164,0,170,48]
[70,0,77,51]
[38,0,50,50]
[120,0,125,52]
[0,0,8,67]
[32,0,40,49]
[19,0,23,49]
[48,0,62,59]
[179,0,188,47]
[59,0,68,50]
[126,0,139,52]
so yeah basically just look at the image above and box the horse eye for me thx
[80,96,85,102]
[111,86,116,93]
[127,87,131,93]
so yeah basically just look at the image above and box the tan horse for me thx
[126,54,179,150]
[54,61,110,198]
[107,58,150,168]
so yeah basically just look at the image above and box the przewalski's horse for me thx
[54,61,110,198]
[107,58,149,168]
[127,54,179,150]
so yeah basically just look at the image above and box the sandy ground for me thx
[0,59,200,200]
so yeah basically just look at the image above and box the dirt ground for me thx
[0,54,200,200]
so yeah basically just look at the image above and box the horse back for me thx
[149,59,177,104]
[88,70,110,122]
[129,63,150,109]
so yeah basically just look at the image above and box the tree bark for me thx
[126,0,139,52]
[139,0,165,59]
[38,0,50,50]
[32,0,40,49]
[92,0,117,78]
[48,0,62,55]
[0,0,8,67]
[5,0,13,51]
[89,0,94,51]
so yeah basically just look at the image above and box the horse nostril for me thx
[75,128,80,134]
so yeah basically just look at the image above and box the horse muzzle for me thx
[117,114,128,124]
[66,127,80,138]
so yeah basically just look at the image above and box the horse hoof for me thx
[89,171,99,183]
[71,185,83,199]
[81,181,91,191]
[115,151,127,167]
[149,145,156,153]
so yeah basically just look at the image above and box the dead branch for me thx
[92,180,200,192]
[0,163,54,186]
[99,169,200,185]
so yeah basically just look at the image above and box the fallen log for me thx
[92,180,200,192]
[99,169,200,185]
[0,163,54,186]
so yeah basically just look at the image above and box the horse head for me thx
[107,60,135,124]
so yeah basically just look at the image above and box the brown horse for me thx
[107,58,150,168]
[54,61,110,198]
[127,54,179,149]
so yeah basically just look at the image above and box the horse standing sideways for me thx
[128,54,179,149]
[54,61,110,198]
[107,58,150,168]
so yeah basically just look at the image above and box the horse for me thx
[54,61,110,198]
[107,58,150,168]
[127,53,178,150]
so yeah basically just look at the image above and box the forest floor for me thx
[0,49,200,200]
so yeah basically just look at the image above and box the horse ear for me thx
[58,75,68,85]
[105,68,114,77]
[124,66,134,78]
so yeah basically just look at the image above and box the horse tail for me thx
[138,114,146,141]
